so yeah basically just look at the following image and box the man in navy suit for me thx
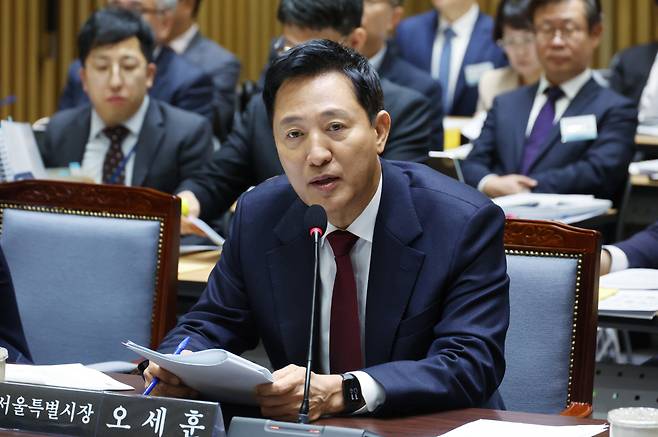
[146,39,509,421]
[462,0,636,203]
[362,0,444,150]
[394,0,507,116]
[58,0,215,126]
[0,246,32,364]
[601,221,658,274]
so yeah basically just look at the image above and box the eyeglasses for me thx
[497,35,535,50]
[534,23,585,43]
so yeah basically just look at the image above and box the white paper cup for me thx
[608,407,658,437]
[0,347,7,382]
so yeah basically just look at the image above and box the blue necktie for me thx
[438,27,455,114]
[520,86,564,175]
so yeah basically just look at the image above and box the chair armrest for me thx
[560,402,592,417]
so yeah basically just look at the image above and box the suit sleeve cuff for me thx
[477,174,495,193]
[603,245,630,272]
[349,371,385,414]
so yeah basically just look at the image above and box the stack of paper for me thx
[629,159,658,176]
[439,419,608,436]
[5,363,133,391]
[492,193,611,223]
[599,269,658,319]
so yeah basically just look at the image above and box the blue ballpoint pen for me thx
[143,336,191,396]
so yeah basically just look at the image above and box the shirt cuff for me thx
[477,174,496,193]
[603,245,629,272]
[350,371,385,414]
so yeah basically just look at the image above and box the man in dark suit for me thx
[58,0,216,126]
[601,221,658,274]
[167,0,241,139]
[176,0,434,229]
[394,0,507,116]
[462,0,636,202]
[146,39,509,421]
[42,7,212,195]
[0,246,32,364]
[362,0,444,150]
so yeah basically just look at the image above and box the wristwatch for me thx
[341,373,366,414]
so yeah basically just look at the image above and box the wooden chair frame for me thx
[504,219,601,417]
[0,180,180,349]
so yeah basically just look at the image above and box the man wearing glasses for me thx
[462,0,636,204]
[58,0,216,128]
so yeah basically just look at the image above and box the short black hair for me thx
[528,0,602,30]
[494,0,533,41]
[263,39,384,125]
[276,0,363,36]
[78,7,155,65]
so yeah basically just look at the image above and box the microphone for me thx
[299,204,327,424]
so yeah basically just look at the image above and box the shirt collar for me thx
[88,96,150,141]
[537,68,592,100]
[324,170,383,244]
[438,3,479,37]
[369,43,388,72]
[169,24,199,55]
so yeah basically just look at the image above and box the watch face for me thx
[347,385,361,402]
[342,374,365,413]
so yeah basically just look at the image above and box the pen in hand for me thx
[143,336,191,396]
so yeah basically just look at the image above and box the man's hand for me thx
[143,357,199,399]
[600,249,612,276]
[177,190,205,236]
[255,364,344,422]
[482,174,538,198]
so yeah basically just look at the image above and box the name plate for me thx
[0,381,225,437]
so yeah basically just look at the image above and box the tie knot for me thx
[544,86,564,102]
[443,27,455,39]
[103,125,129,144]
[327,230,358,257]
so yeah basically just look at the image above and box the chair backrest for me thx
[0,180,180,364]
[501,219,600,414]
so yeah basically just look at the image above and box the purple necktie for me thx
[327,230,362,374]
[520,86,564,175]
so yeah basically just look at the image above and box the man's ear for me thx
[374,110,391,155]
[348,27,367,52]
[390,6,404,32]
[146,62,157,89]
[79,66,88,94]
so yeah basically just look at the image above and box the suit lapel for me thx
[525,78,599,173]
[511,85,539,172]
[70,107,92,163]
[365,161,425,366]
[419,10,439,73]
[132,100,164,187]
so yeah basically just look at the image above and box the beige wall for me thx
[1,0,656,123]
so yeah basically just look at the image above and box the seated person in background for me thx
[394,0,508,116]
[477,0,542,113]
[176,0,434,228]
[608,0,658,125]
[462,0,636,202]
[42,7,213,194]
[362,0,444,150]
[600,220,658,275]
[0,246,32,364]
[146,39,509,421]
[166,0,241,140]
[58,0,216,127]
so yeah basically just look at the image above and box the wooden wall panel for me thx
[0,0,656,124]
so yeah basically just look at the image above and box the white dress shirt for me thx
[319,172,385,413]
[169,23,199,55]
[81,96,149,185]
[638,51,658,124]
[430,3,479,106]
[603,244,630,272]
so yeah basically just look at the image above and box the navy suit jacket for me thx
[609,43,658,108]
[394,9,507,116]
[162,159,509,415]
[42,99,213,194]
[462,78,637,202]
[58,47,215,124]
[379,44,444,150]
[0,246,32,364]
[616,220,658,269]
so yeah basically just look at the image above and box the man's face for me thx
[80,36,155,126]
[362,0,401,57]
[108,0,174,43]
[272,72,389,228]
[533,0,602,84]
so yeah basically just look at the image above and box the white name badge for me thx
[559,114,598,143]
[464,62,494,86]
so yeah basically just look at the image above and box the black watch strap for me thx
[341,373,366,414]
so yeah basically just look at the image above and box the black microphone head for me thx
[304,204,327,237]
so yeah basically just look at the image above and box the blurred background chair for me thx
[501,219,601,417]
[0,180,180,367]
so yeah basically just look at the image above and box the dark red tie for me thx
[327,230,362,374]
[102,125,130,185]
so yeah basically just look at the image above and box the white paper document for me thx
[124,341,273,405]
[598,269,658,319]
[0,120,47,181]
[600,269,658,290]
[187,216,225,247]
[5,363,133,391]
[492,193,611,223]
[629,159,658,176]
[438,419,608,437]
